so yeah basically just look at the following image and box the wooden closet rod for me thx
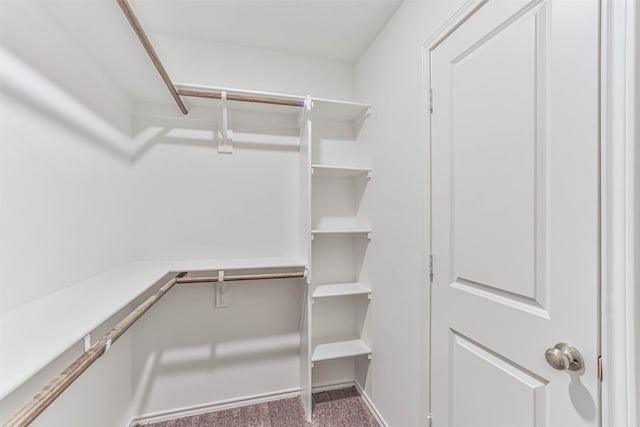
[117,0,306,112]
[4,267,305,427]
[116,0,188,115]
[177,89,306,108]
[177,270,306,284]
[4,272,180,427]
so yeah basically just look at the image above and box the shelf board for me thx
[312,98,371,122]
[311,164,372,178]
[312,283,371,299]
[174,83,371,123]
[311,228,372,236]
[312,339,371,362]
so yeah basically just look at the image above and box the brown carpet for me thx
[135,386,379,427]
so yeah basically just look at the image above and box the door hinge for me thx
[597,355,603,381]
[428,413,433,427]
[428,254,434,282]
[428,88,434,114]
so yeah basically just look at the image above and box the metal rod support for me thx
[116,0,188,114]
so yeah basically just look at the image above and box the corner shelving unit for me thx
[298,97,372,421]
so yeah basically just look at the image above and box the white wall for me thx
[128,100,307,417]
[0,0,135,312]
[0,0,133,133]
[0,89,132,313]
[154,33,355,100]
[1,3,132,424]
[354,2,464,426]
[0,43,135,426]
[128,101,301,262]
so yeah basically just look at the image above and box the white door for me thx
[430,0,600,426]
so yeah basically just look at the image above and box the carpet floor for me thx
[135,386,379,427]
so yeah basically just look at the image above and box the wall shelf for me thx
[311,228,372,236]
[312,282,371,299]
[311,164,372,178]
[311,98,371,123]
[0,257,306,400]
[311,339,372,362]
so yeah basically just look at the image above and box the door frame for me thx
[600,0,638,425]
[421,0,639,426]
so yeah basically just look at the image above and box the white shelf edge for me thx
[311,164,372,178]
[311,229,372,235]
[311,97,371,109]
[312,283,371,299]
[311,339,372,362]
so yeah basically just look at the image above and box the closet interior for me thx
[5,0,620,426]
[1,0,393,425]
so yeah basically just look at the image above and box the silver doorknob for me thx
[545,343,584,371]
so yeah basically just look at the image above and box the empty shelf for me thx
[311,164,372,178]
[0,256,307,400]
[312,98,371,122]
[313,283,371,298]
[312,339,371,362]
[311,228,371,236]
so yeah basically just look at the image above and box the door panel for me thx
[431,0,599,426]
[452,6,541,302]
[451,331,547,427]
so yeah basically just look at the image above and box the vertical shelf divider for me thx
[298,96,313,421]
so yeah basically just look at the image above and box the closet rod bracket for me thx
[304,266,311,285]
[215,270,231,307]
[218,91,234,154]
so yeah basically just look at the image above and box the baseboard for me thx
[354,382,389,427]
[128,387,300,426]
[129,381,388,427]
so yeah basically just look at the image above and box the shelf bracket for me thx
[366,170,373,181]
[298,95,313,128]
[215,270,231,307]
[367,232,372,241]
[353,106,372,136]
[304,266,311,285]
[217,91,233,154]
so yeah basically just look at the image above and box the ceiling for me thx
[4,0,402,104]
[130,0,403,63]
